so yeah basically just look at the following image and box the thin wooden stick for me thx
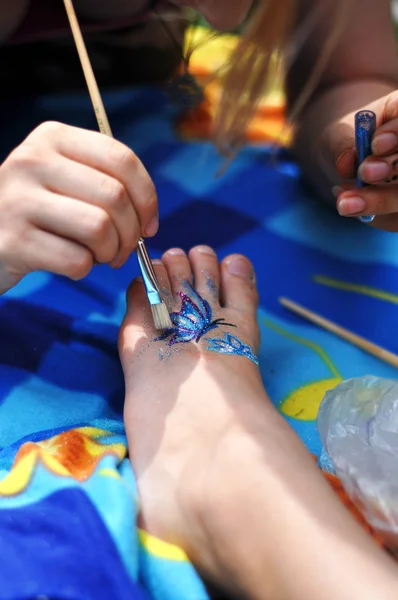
[63,0,112,137]
[279,297,398,369]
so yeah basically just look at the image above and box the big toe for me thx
[119,259,171,357]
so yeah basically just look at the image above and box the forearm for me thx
[293,79,397,204]
[199,399,398,600]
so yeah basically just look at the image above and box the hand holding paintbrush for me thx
[63,0,172,331]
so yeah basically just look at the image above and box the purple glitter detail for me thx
[155,282,235,347]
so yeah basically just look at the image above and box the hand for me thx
[0,121,157,294]
[326,91,398,230]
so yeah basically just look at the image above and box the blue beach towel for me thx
[0,88,397,599]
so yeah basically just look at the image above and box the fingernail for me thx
[195,245,216,256]
[372,133,398,155]
[109,256,126,269]
[166,248,185,256]
[332,185,343,198]
[226,257,254,278]
[359,160,389,182]
[144,215,159,237]
[336,149,353,167]
[136,276,143,283]
[337,196,366,216]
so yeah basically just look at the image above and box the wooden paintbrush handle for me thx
[63,0,112,137]
[63,0,152,260]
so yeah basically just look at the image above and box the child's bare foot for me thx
[119,246,398,600]
[119,245,272,572]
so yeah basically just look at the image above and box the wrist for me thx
[185,406,291,598]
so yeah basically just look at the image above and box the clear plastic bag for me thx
[317,376,398,549]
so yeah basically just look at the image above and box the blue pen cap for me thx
[355,110,376,186]
[355,110,376,224]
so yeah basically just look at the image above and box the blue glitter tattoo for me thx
[205,333,259,365]
[155,282,235,346]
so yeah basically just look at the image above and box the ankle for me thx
[177,406,285,592]
[190,420,398,600]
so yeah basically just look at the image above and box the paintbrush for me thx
[63,0,172,330]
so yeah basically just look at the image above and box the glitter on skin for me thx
[206,276,218,298]
[155,281,236,346]
[206,333,259,365]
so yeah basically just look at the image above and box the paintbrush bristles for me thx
[151,301,173,331]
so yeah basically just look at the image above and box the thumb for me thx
[325,113,357,180]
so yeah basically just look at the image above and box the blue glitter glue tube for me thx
[355,110,376,224]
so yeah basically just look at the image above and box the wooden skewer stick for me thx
[279,297,398,369]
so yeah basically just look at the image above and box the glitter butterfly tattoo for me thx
[206,333,259,365]
[155,282,236,346]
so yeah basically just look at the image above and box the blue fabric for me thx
[0,488,148,600]
[0,87,396,599]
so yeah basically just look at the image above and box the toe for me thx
[120,259,172,357]
[125,275,149,316]
[152,259,173,307]
[126,259,171,312]
[119,275,151,357]
[220,254,258,314]
[162,248,193,296]
[188,245,220,303]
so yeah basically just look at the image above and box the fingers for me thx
[372,94,398,157]
[334,183,398,219]
[31,156,141,266]
[31,191,120,264]
[372,128,398,157]
[358,155,398,185]
[329,93,398,230]
[332,98,398,177]
[21,229,94,280]
[25,122,158,239]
